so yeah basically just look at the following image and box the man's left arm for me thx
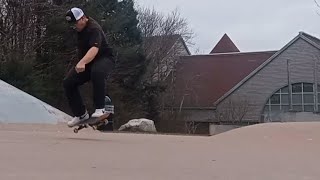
[79,46,99,64]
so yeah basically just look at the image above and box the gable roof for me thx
[173,51,276,108]
[214,31,320,106]
[210,34,240,54]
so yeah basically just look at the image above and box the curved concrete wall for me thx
[0,80,71,124]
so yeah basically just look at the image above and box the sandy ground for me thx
[0,122,320,180]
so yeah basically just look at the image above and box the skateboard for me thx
[71,96,114,133]
[73,113,110,133]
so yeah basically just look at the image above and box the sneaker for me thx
[67,111,89,127]
[91,108,105,118]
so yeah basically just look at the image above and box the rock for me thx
[118,118,157,133]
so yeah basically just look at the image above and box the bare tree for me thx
[314,0,320,16]
[185,121,201,134]
[0,0,51,63]
[177,73,202,112]
[138,7,193,43]
[157,70,203,133]
[137,6,195,125]
[214,96,250,124]
[138,7,193,84]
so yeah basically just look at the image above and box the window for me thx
[270,94,280,104]
[282,86,289,93]
[304,94,314,104]
[304,105,314,112]
[304,83,314,92]
[271,105,280,111]
[281,94,289,104]
[282,105,290,112]
[293,105,303,111]
[263,83,318,115]
[292,94,302,104]
[292,83,302,93]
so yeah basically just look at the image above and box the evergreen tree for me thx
[0,0,147,128]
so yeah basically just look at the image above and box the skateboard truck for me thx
[73,118,109,133]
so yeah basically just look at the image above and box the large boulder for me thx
[118,118,157,133]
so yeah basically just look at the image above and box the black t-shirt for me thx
[77,17,113,62]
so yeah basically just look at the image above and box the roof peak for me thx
[184,50,277,58]
[210,33,240,54]
[299,31,320,49]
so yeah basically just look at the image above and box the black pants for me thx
[63,57,114,117]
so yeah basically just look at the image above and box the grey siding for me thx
[215,38,320,122]
[175,39,190,56]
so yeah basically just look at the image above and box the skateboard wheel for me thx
[73,128,79,133]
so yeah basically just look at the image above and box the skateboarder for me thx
[63,7,114,127]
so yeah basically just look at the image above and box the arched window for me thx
[263,83,318,115]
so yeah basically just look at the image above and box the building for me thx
[172,32,320,135]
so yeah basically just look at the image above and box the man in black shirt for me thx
[64,7,114,127]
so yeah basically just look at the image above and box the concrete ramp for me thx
[0,80,71,124]
[0,122,320,180]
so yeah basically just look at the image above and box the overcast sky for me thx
[135,0,320,54]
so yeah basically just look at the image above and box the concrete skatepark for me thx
[0,122,320,180]
[0,80,319,179]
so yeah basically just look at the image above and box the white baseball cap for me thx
[66,7,85,23]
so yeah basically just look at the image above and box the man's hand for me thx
[75,61,86,73]
[75,47,99,74]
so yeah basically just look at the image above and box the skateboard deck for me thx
[73,113,110,133]
[71,96,114,133]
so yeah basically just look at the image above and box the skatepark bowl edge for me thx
[0,122,320,180]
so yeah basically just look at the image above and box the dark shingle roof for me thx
[210,34,240,54]
[173,51,276,107]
